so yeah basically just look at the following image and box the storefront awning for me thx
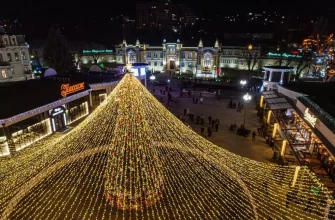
[266,97,292,110]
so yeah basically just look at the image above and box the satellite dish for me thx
[44,68,57,77]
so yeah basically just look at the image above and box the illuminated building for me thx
[0,74,334,219]
[0,31,31,81]
[116,38,220,78]
[0,74,118,157]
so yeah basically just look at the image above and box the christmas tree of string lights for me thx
[0,74,334,219]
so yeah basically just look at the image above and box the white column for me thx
[280,71,284,84]
[269,70,273,81]
[288,72,292,82]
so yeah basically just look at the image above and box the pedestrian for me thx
[238,101,241,109]
[252,131,256,141]
[192,97,195,104]
[215,121,219,132]
[165,86,168,91]
[211,120,215,128]
[160,89,163,95]
[200,97,203,104]
[201,115,204,125]
[195,97,198,104]
[186,108,190,116]
[208,126,212,137]
[208,116,212,125]
[196,115,200,124]
[184,108,187,116]
[188,90,191,98]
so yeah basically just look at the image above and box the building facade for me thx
[0,33,31,81]
[115,38,220,78]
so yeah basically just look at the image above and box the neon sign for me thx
[61,82,85,97]
[267,52,302,59]
[304,108,317,127]
[83,49,113,53]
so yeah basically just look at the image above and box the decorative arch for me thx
[203,52,213,67]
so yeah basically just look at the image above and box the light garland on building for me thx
[0,74,334,219]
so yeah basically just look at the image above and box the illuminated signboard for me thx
[83,49,113,53]
[61,82,85,97]
[50,106,65,117]
[267,52,302,59]
[304,108,317,127]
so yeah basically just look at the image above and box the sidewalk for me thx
[151,85,274,163]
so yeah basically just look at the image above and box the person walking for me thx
[201,115,204,125]
[188,90,191,98]
[208,126,212,137]
[208,116,212,125]
[200,97,203,104]
[252,131,256,141]
[215,121,219,132]
[186,108,190,116]
[184,108,187,116]
[195,97,198,104]
[211,120,215,128]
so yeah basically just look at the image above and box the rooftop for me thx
[0,73,117,119]
[283,82,335,119]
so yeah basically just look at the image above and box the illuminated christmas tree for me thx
[104,74,163,210]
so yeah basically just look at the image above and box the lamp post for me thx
[243,93,252,127]
[240,80,247,91]
[150,75,156,90]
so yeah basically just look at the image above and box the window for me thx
[204,53,212,67]
[189,53,192,59]
[4,38,8,45]
[7,53,12,62]
[1,70,7,79]
[154,52,158,58]
[188,62,192,67]
[147,52,151,57]
[15,52,19,61]
[181,62,185,67]
[228,51,232,55]
[234,51,239,55]
[148,61,151,65]
[181,53,185,58]
[222,50,226,55]
[160,52,163,58]
[22,52,26,60]
[154,61,157,66]
[161,61,163,66]
[0,54,3,62]
[235,60,238,64]
[127,51,136,63]
[11,68,14,74]
[11,38,16,45]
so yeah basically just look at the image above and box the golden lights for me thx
[0,74,334,219]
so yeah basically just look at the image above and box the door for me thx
[170,60,175,70]
[54,113,65,131]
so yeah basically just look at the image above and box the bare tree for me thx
[295,56,312,80]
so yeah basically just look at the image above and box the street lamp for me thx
[243,93,252,127]
[240,80,247,91]
[150,75,156,90]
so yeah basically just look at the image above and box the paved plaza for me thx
[149,76,274,164]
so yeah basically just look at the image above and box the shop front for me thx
[49,106,67,132]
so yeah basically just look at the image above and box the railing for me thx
[297,96,335,131]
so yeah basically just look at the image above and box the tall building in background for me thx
[136,0,196,32]
[122,16,135,39]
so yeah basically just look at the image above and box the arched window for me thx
[127,50,136,63]
[204,53,212,67]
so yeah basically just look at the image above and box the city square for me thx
[1,1,335,219]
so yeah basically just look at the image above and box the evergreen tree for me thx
[43,25,71,73]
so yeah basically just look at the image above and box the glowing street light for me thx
[150,75,156,90]
[243,93,252,127]
[240,80,247,87]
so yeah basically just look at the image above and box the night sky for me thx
[1,0,334,46]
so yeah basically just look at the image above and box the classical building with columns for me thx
[262,66,295,91]
[115,38,221,78]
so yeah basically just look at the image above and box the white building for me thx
[0,32,31,81]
